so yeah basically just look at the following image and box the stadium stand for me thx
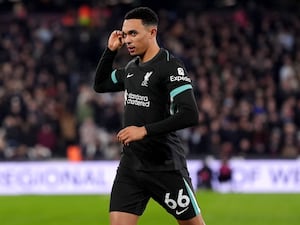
[0,0,300,160]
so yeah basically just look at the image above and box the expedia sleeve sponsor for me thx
[170,75,191,82]
[169,66,191,83]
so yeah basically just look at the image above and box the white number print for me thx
[164,189,190,210]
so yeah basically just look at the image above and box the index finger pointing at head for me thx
[115,30,122,36]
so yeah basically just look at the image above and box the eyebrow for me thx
[122,30,138,36]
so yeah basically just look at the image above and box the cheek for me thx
[135,36,150,48]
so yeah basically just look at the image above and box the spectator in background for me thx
[79,117,100,160]
[36,123,57,153]
[57,105,77,154]
[217,156,232,193]
[0,129,6,160]
[197,159,213,190]
[76,83,95,125]
[218,157,232,183]
[281,122,298,158]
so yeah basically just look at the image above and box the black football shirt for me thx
[94,48,199,171]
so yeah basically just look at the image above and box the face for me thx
[122,19,155,56]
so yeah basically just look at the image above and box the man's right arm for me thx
[93,48,124,93]
[94,30,125,93]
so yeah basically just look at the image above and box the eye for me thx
[129,31,137,37]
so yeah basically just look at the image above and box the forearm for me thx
[93,48,118,91]
[145,90,199,136]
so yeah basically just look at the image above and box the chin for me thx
[128,50,138,56]
[129,52,137,56]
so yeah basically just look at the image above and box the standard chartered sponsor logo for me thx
[124,90,150,107]
[170,75,191,82]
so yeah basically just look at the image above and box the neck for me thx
[140,44,160,63]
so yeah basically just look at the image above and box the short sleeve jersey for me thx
[110,49,193,171]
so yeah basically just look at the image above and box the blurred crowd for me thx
[0,1,300,161]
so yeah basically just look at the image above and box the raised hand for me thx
[108,30,124,51]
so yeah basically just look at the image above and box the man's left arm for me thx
[145,88,199,135]
[144,58,199,135]
[117,89,199,145]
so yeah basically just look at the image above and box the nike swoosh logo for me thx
[175,207,189,215]
[126,73,134,78]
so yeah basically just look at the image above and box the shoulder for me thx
[160,48,182,62]
[125,57,139,70]
[159,49,185,69]
[159,49,188,76]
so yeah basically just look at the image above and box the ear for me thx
[150,27,157,38]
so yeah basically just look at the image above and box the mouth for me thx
[127,46,136,54]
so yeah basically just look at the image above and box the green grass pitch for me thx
[0,191,299,225]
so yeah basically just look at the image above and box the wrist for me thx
[107,46,117,52]
[142,126,148,137]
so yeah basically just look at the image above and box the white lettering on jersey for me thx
[170,75,191,82]
[170,67,190,82]
[141,71,153,87]
[124,90,150,107]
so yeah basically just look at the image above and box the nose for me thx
[124,35,131,45]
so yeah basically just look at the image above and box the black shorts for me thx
[109,166,201,220]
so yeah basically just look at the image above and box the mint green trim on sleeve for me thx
[169,84,192,115]
[170,84,192,99]
[111,70,118,84]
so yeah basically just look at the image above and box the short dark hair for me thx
[124,7,158,26]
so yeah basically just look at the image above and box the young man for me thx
[94,7,207,225]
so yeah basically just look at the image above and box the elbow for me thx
[181,108,199,128]
[180,104,199,127]
[93,82,105,93]
[93,84,100,93]
[190,112,199,126]
[188,106,199,127]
